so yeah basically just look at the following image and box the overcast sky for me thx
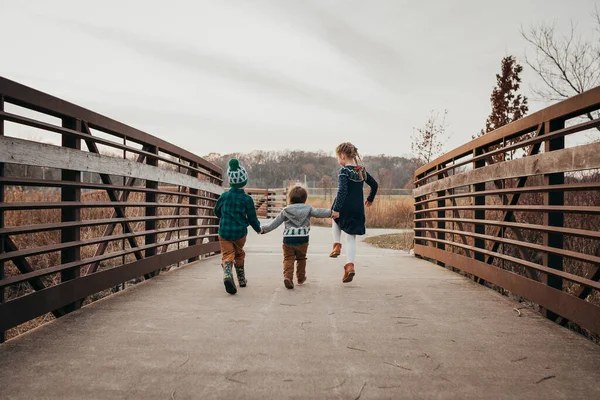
[1,0,598,158]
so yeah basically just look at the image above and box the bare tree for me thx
[410,110,448,166]
[521,10,600,132]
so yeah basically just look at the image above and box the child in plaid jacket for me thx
[214,159,261,295]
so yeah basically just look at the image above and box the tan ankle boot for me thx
[342,263,355,283]
[329,243,342,258]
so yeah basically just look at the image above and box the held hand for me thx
[365,201,373,208]
[331,211,340,219]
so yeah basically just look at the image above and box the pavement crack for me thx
[383,360,412,371]
[378,385,402,389]
[354,382,367,400]
[299,321,312,330]
[280,303,297,307]
[397,323,418,327]
[178,354,190,368]
[323,378,346,390]
[511,357,528,362]
[353,311,372,315]
[226,369,248,384]
[392,316,419,320]
[347,346,367,352]
[535,375,556,384]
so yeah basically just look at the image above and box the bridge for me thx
[0,77,599,398]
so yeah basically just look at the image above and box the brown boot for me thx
[284,278,294,289]
[342,263,355,283]
[329,243,342,258]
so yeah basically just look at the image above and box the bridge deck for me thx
[1,225,599,399]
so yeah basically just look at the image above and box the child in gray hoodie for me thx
[261,186,339,289]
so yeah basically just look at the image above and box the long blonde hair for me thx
[336,142,366,181]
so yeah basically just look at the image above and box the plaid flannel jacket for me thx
[214,188,261,241]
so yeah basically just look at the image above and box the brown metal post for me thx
[60,117,82,313]
[188,162,199,263]
[211,172,222,249]
[472,148,486,284]
[265,188,270,218]
[414,172,424,256]
[436,164,446,266]
[146,146,159,276]
[0,95,5,343]
[542,119,565,321]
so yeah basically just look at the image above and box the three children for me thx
[214,142,378,294]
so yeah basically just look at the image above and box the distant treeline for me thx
[204,151,418,189]
[4,150,418,190]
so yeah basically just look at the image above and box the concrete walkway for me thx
[1,224,599,399]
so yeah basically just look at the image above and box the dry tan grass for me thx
[364,232,415,251]
[306,195,414,229]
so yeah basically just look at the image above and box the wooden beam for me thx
[414,141,600,197]
[0,136,223,195]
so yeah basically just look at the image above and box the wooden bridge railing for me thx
[414,87,600,336]
[0,77,223,342]
[245,188,287,218]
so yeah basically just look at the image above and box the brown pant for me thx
[282,242,309,281]
[219,235,247,266]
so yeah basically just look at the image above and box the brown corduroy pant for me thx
[282,242,309,281]
[219,235,247,266]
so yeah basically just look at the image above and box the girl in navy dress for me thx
[330,142,378,283]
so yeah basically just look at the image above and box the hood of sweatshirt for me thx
[283,203,313,226]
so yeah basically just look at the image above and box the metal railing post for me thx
[188,162,199,263]
[60,117,82,313]
[146,146,159,276]
[542,118,565,321]
[0,95,4,343]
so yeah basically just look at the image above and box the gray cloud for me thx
[54,18,392,120]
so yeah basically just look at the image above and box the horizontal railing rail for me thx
[245,188,287,218]
[0,77,223,342]
[413,87,600,336]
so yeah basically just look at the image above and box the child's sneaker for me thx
[222,262,237,294]
[235,265,247,287]
[297,275,307,285]
[329,243,342,258]
[284,278,294,289]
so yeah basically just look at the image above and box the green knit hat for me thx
[227,158,248,188]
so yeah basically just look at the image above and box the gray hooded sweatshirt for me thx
[261,203,332,238]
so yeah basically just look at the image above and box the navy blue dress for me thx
[332,166,378,235]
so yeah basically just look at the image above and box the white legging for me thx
[332,221,356,263]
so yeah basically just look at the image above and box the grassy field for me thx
[364,232,415,251]
[306,195,414,229]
